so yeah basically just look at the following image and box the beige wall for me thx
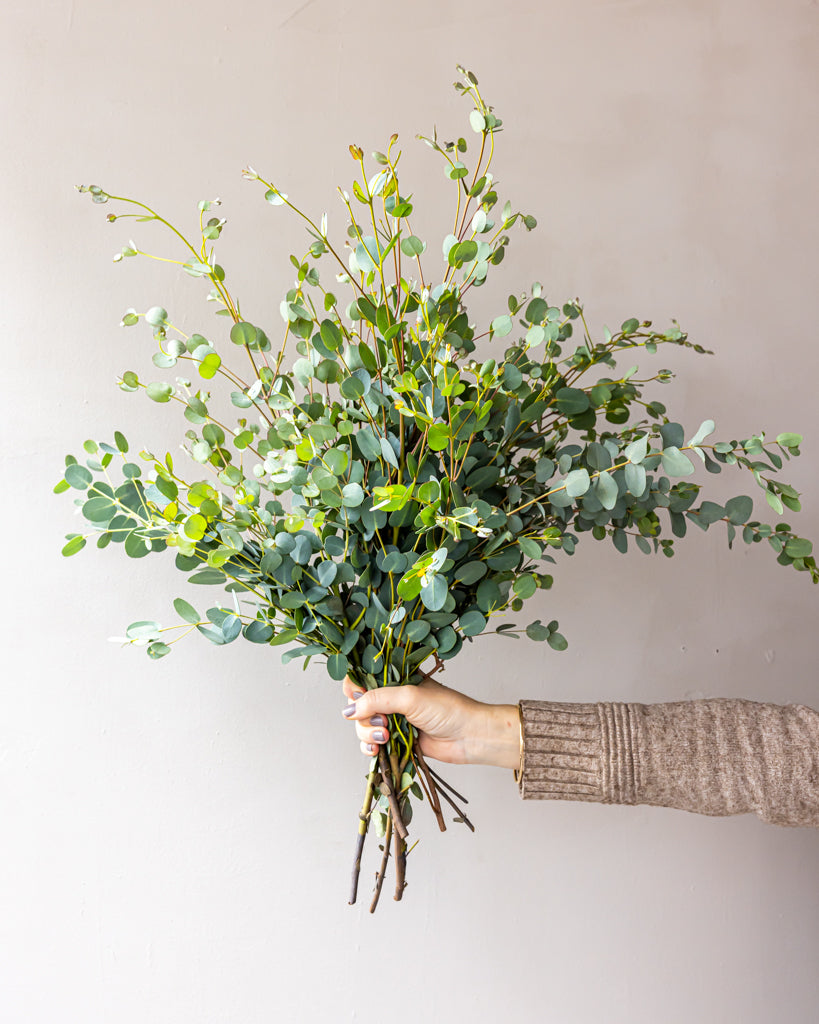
[4,1,818,1020]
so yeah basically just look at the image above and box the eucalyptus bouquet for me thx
[59,68,816,911]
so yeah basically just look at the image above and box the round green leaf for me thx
[65,464,93,489]
[147,642,171,659]
[181,514,207,541]
[146,381,173,403]
[124,531,151,558]
[724,495,753,525]
[525,620,550,642]
[450,240,478,266]
[144,306,168,327]
[244,620,274,643]
[513,574,537,600]
[82,496,115,523]
[454,561,488,585]
[525,297,548,324]
[525,325,545,348]
[503,363,523,390]
[404,620,431,642]
[324,448,349,476]
[661,447,695,477]
[426,424,450,451]
[400,235,425,257]
[565,468,590,498]
[436,625,457,653]
[317,561,338,587]
[191,441,212,463]
[460,610,487,636]
[784,537,812,559]
[625,462,647,497]
[381,551,408,573]
[198,352,221,379]
[491,314,513,337]
[420,575,447,611]
[476,579,503,613]
[594,471,619,511]
[221,614,242,643]
[624,435,649,464]
[230,321,257,346]
[327,652,349,681]
[340,375,365,400]
[555,388,590,416]
[341,482,364,507]
[486,548,520,571]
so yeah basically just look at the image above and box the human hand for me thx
[340,674,520,770]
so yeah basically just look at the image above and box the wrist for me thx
[468,702,521,770]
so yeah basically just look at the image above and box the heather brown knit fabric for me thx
[518,699,819,827]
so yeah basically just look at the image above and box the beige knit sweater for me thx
[518,699,819,827]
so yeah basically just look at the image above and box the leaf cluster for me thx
[62,68,816,693]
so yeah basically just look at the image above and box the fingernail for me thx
[342,704,357,718]
[372,729,387,742]
[370,714,386,727]
[365,743,375,754]
[352,691,365,699]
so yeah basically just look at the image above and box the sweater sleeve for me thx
[517,698,819,827]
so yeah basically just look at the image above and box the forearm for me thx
[467,702,521,770]
[516,698,819,828]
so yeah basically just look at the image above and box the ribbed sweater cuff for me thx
[518,700,638,804]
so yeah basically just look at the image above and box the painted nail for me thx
[370,714,386,727]
[365,743,375,754]
[352,691,365,699]
[342,704,357,718]
[372,729,387,742]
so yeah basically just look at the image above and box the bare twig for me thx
[434,780,476,833]
[393,822,407,901]
[369,815,393,914]
[412,747,446,832]
[427,764,469,805]
[377,746,408,839]
[349,770,376,905]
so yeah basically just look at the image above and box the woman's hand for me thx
[341,674,520,770]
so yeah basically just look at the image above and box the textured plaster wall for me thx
[3,1,818,1021]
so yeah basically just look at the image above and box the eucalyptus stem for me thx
[349,768,376,905]
[369,815,393,914]
[377,747,408,840]
[392,826,407,902]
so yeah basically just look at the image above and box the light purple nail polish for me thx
[370,714,386,727]
[342,704,356,718]
[365,743,375,754]
[372,729,387,742]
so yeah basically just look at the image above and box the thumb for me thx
[341,684,417,722]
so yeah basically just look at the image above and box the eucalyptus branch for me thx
[63,66,816,909]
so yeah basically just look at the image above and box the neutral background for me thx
[3,1,818,1021]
